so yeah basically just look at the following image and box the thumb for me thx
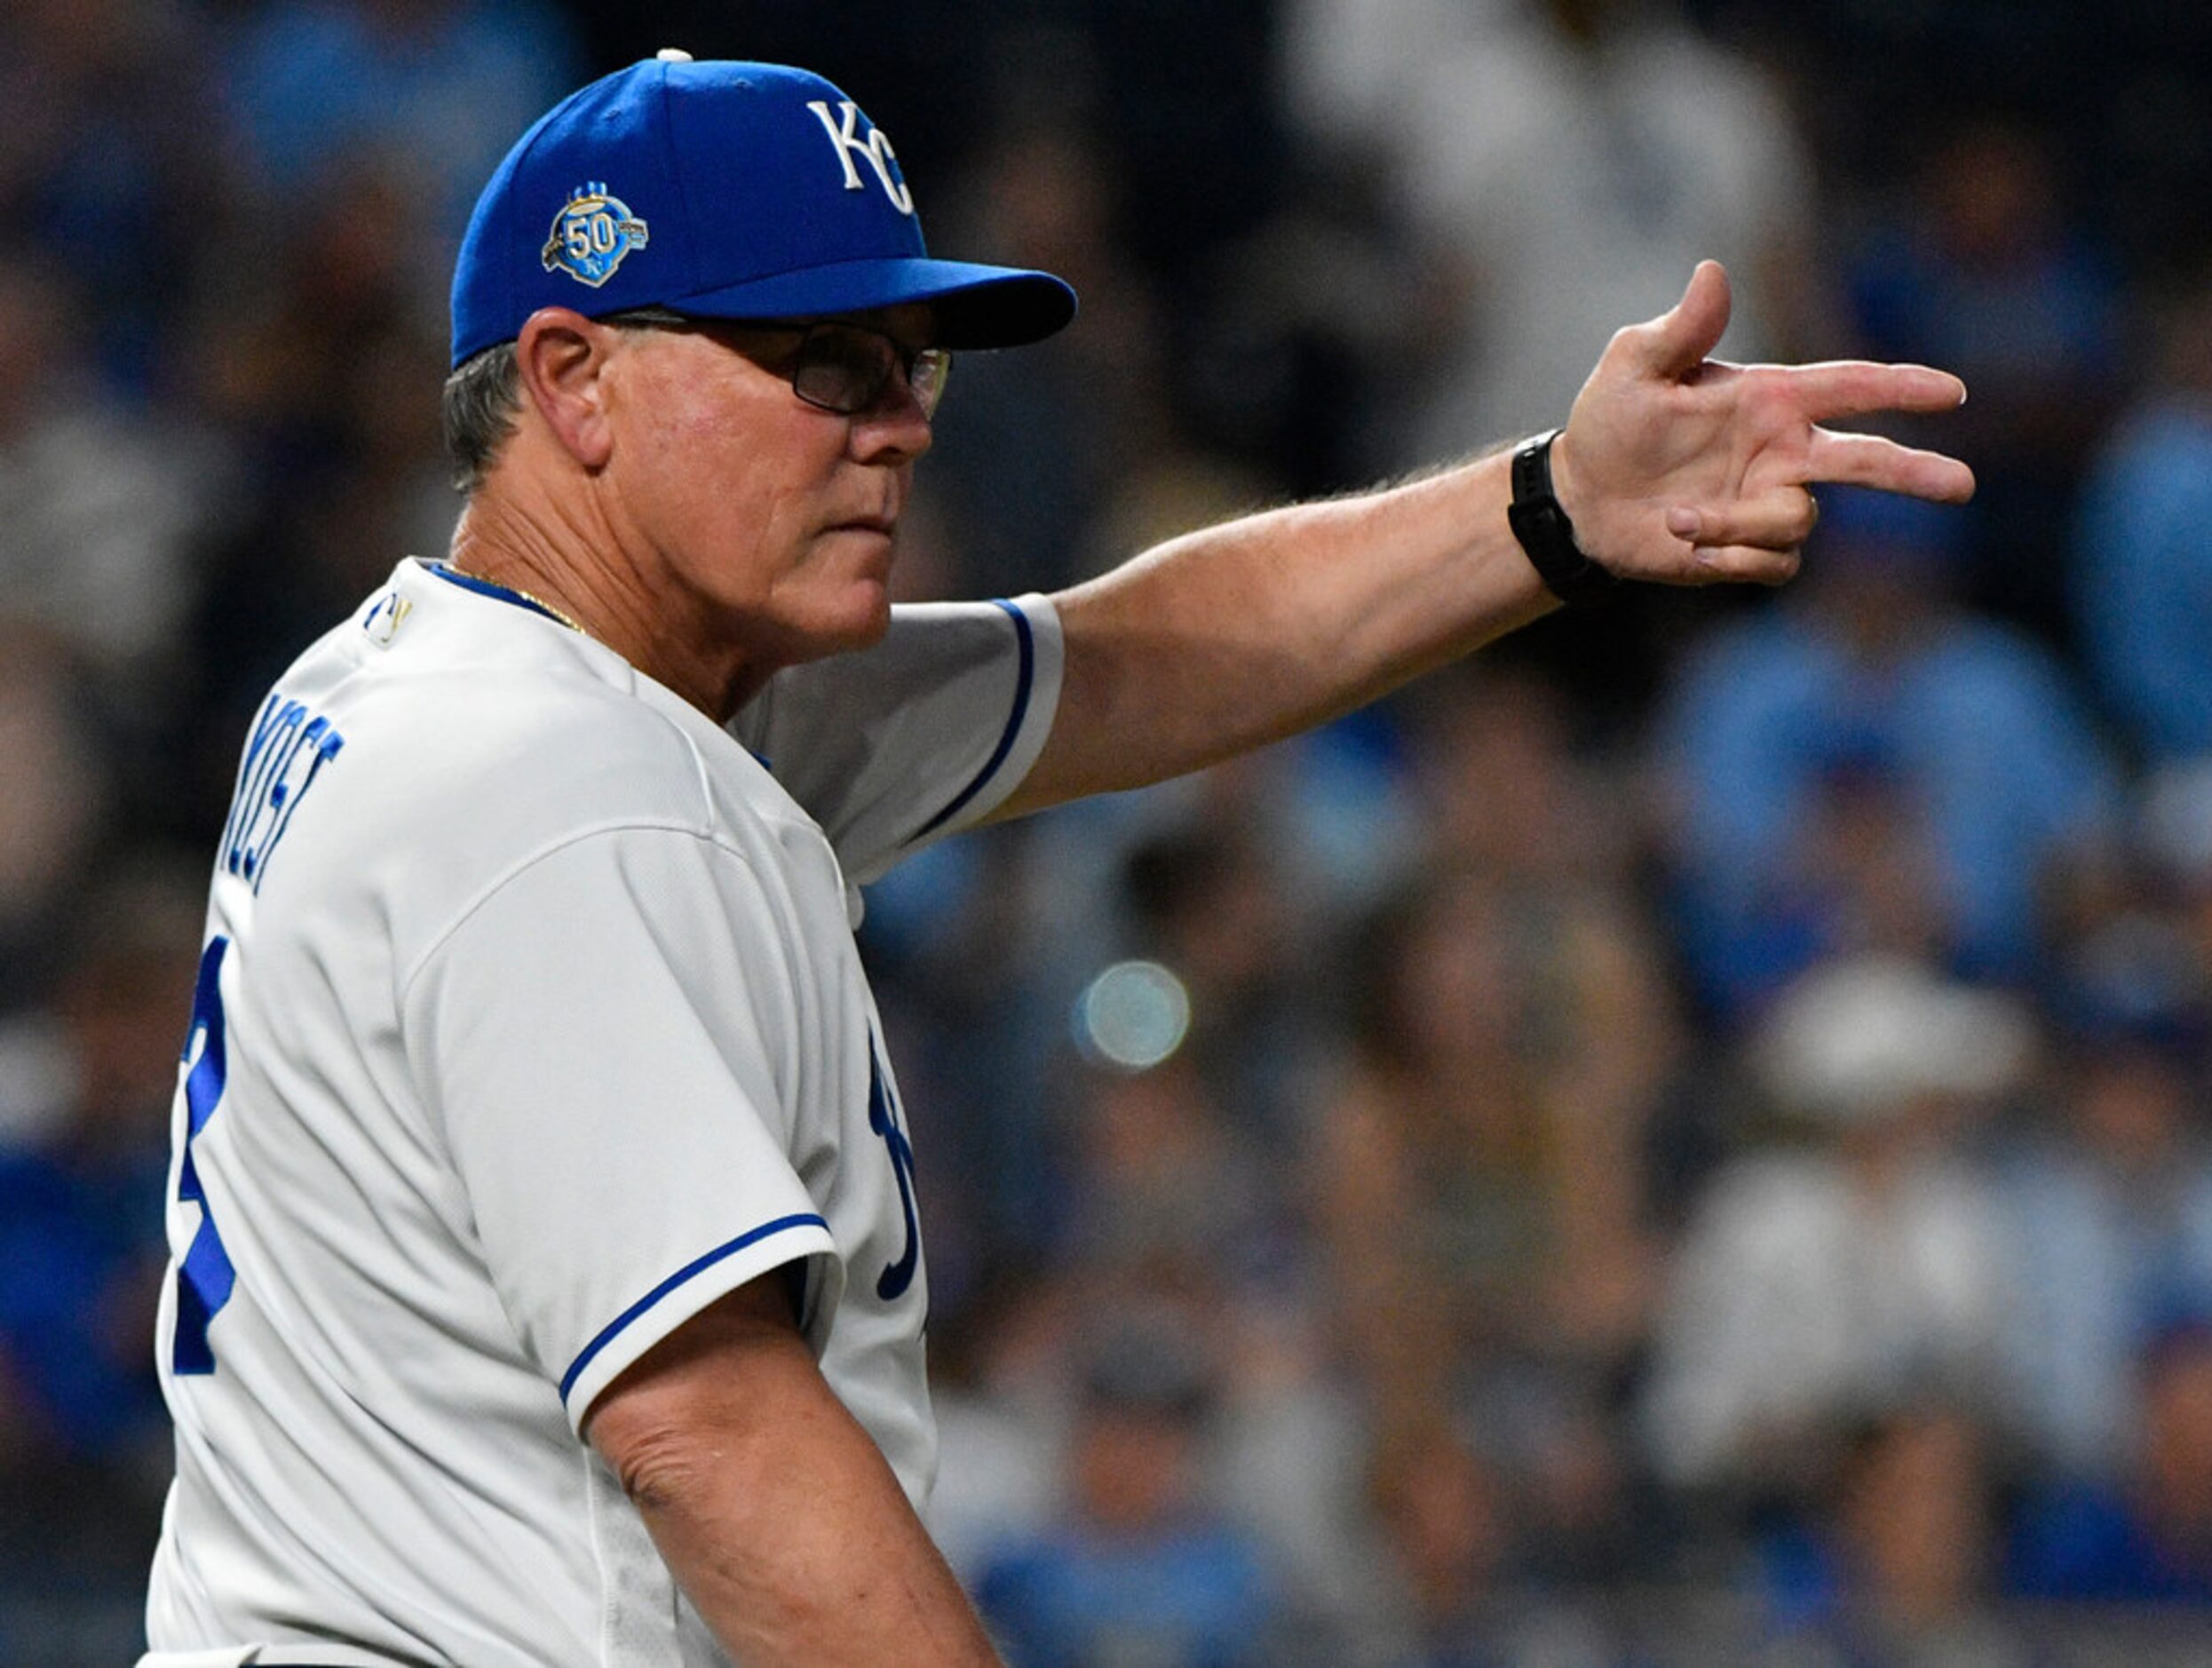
[1636,260,1732,378]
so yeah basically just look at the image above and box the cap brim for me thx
[668,257,1075,349]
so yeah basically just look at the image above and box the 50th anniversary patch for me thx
[542,183,649,286]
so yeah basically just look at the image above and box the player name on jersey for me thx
[218,692,345,894]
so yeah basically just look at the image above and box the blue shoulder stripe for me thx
[910,599,1035,841]
[559,1212,830,1403]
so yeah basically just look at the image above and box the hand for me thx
[1548,260,1974,586]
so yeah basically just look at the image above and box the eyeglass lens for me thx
[791,325,949,418]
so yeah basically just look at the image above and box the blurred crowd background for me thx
[6,0,2212,1662]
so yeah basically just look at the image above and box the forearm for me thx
[991,263,1972,819]
[589,1287,998,1666]
[1003,447,1553,812]
[631,1401,992,1665]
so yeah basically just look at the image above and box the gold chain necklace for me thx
[445,564,589,636]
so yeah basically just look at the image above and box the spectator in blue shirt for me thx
[1653,487,2118,1017]
[976,1311,1282,1666]
[2073,278,2212,763]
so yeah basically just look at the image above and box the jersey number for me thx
[868,1046,919,1301]
[173,936,238,1374]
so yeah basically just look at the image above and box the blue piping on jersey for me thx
[427,562,575,628]
[558,1212,830,1403]
[909,599,1035,841]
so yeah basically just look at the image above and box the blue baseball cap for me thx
[449,53,1076,367]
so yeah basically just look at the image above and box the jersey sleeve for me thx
[401,825,842,1433]
[729,594,1064,884]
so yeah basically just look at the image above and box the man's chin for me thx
[844,588,895,648]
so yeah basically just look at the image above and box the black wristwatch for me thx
[1507,429,1621,607]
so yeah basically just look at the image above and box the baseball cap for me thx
[449,53,1076,367]
[1752,952,2035,1126]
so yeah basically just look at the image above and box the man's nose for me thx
[848,376,933,462]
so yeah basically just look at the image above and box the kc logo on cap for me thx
[805,100,914,217]
[541,183,650,288]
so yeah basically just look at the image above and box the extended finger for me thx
[1806,428,1977,502]
[1782,361,1968,422]
[1664,485,1820,552]
[1626,260,1732,377]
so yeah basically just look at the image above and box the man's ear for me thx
[513,307,619,471]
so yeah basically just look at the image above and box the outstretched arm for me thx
[995,261,1972,817]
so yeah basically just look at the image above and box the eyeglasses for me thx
[783,321,952,420]
[615,309,950,419]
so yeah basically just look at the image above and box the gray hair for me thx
[440,344,523,494]
[440,307,700,495]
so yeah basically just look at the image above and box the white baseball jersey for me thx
[139,557,1063,1667]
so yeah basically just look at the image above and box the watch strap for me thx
[1507,429,1621,607]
